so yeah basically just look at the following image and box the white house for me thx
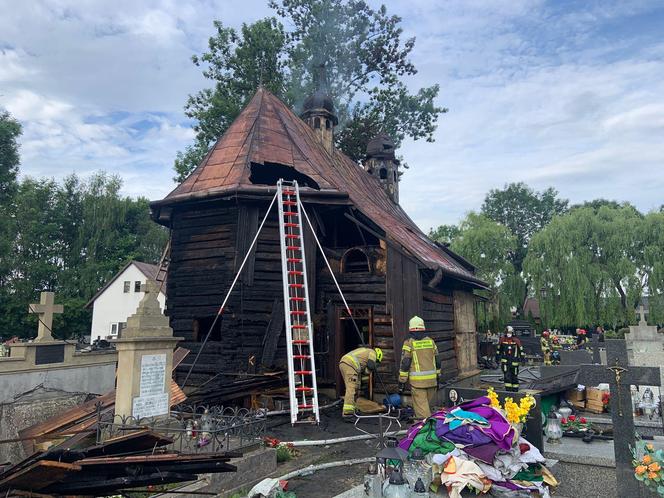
[86,261,166,342]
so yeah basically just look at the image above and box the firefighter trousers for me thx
[502,364,520,392]
[411,386,436,419]
[339,362,360,415]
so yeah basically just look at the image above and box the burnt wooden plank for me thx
[235,204,259,285]
[261,299,284,368]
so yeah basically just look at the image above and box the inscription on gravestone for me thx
[132,353,168,419]
[34,343,65,365]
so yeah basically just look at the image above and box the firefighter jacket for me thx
[540,336,551,353]
[340,347,378,374]
[498,336,524,367]
[399,336,440,388]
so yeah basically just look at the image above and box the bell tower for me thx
[364,132,400,203]
[301,64,338,154]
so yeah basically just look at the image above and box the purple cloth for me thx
[436,420,493,447]
[454,396,515,450]
[398,412,447,451]
[463,442,502,464]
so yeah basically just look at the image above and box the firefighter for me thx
[398,316,440,419]
[576,329,588,349]
[551,336,562,365]
[497,326,524,392]
[540,330,552,366]
[339,346,383,419]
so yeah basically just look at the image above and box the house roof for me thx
[85,261,165,309]
[523,297,541,319]
[153,88,486,287]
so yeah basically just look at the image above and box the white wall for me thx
[90,263,166,342]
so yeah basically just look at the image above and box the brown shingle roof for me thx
[155,88,485,286]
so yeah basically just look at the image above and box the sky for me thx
[1,0,663,232]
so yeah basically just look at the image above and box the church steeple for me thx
[364,132,400,203]
[300,64,337,154]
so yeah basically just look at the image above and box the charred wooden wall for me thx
[167,201,291,387]
[421,289,458,380]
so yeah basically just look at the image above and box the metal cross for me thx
[607,361,628,416]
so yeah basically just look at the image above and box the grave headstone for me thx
[579,340,662,498]
[559,349,592,366]
[113,280,182,420]
[626,305,664,387]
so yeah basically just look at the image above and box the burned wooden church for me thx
[150,86,487,396]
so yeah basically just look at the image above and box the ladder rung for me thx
[298,404,314,409]
[290,297,305,301]
[286,245,301,251]
[293,355,310,359]
[284,222,299,227]
[287,257,302,262]
[288,270,303,275]
[285,234,300,239]
[295,370,312,375]
[289,283,304,288]
[284,211,298,216]
[283,200,297,206]
[296,387,314,392]
[292,339,309,343]
[283,189,295,195]
[290,311,306,315]
[292,325,307,330]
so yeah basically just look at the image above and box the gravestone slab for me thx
[579,340,662,498]
[626,306,664,388]
[559,349,592,366]
[34,344,65,365]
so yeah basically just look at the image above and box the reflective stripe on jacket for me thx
[340,347,377,374]
[399,336,439,388]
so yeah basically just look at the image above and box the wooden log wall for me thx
[167,201,293,387]
[422,289,458,380]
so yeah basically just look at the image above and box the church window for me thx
[393,171,397,181]
[325,119,331,129]
[314,117,321,129]
[379,168,387,179]
[342,248,371,273]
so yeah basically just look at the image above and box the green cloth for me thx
[409,419,455,457]
[512,464,544,482]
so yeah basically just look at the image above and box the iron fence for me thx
[96,403,266,453]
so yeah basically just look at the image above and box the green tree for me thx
[0,110,22,202]
[174,0,446,181]
[432,213,518,330]
[429,224,460,245]
[524,204,645,328]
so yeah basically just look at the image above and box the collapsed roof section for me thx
[152,87,487,288]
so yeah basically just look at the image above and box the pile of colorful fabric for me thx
[399,396,557,497]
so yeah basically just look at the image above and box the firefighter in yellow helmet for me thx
[339,346,383,419]
[399,316,440,419]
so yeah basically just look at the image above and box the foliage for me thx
[0,173,168,340]
[481,182,568,275]
[431,213,518,330]
[174,0,446,181]
[264,436,298,462]
[0,110,22,203]
[524,204,648,328]
[632,440,664,496]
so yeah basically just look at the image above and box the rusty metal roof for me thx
[156,88,486,286]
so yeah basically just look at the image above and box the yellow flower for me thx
[636,465,647,475]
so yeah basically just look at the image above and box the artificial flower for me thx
[568,415,576,422]
[561,418,568,424]
[636,465,647,475]
[580,417,587,424]
[648,471,658,479]
[648,462,661,472]
[647,443,654,451]
[643,455,653,465]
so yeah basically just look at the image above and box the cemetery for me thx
[2,2,664,498]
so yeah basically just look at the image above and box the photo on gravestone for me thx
[579,339,663,498]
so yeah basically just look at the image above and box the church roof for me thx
[154,88,485,286]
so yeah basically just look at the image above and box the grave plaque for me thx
[132,353,168,419]
[34,343,65,365]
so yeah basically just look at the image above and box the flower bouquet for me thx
[486,387,536,432]
[561,415,590,433]
[632,440,664,496]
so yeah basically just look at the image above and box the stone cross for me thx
[28,291,64,343]
[637,305,647,326]
[579,340,662,498]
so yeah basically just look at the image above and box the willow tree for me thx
[642,211,664,324]
[524,204,645,328]
[432,213,517,331]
